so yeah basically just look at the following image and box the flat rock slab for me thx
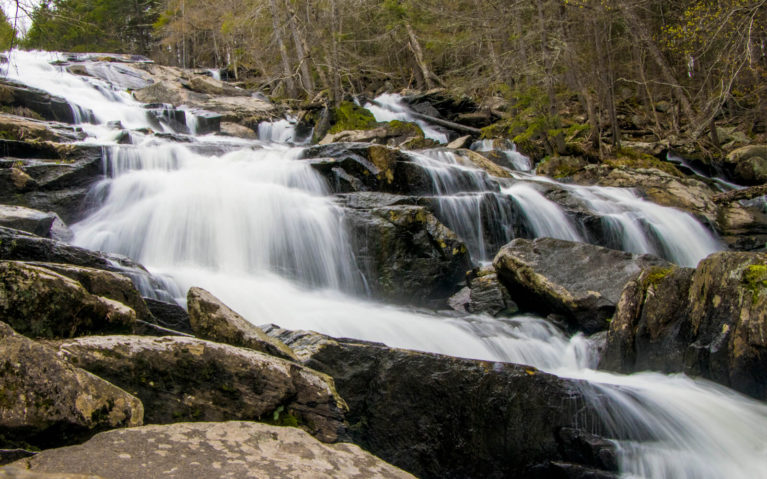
[8,422,415,479]
[0,467,103,478]
[493,237,669,333]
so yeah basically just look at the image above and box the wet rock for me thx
[0,114,84,143]
[493,238,670,334]
[0,261,137,339]
[345,204,471,306]
[0,206,72,241]
[52,335,347,442]
[451,148,513,178]
[218,121,257,139]
[7,422,414,479]
[187,287,296,360]
[600,251,767,400]
[0,80,76,124]
[143,298,193,335]
[184,109,221,135]
[187,75,250,97]
[448,266,518,316]
[264,326,607,479]
[0,322,143,450]
[303,143,434,195]
[403,89,478,122]
[0,227,175,303]
[0,144,103,223]
[723,145,767,185]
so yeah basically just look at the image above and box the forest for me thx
[7,0,766,155]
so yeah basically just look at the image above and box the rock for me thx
[0,206,72,241]
[600,251,767,400]
[219,121,257,139]
[52,335,347,442]
[7,422,415,479]
[0,450,35,467]
[0,466,105,478]
[723,145,767,185]
[493,238,670,334]
[143,298,193,334]
[0,145,103,223]
[403,89,478,121]
[184,109,221,135]
[0,80,76,124]
[264,326,610,479]
[345,204,471,306]
[536,156,588,179]
[467,267,519,316]
[20,262,152,322]
[0,322,143,449]
[187,75,250,97]
[0,261,137,339]
[446,135,471,149]
[187,287,296,360]
[319,121,424,147]
[452,148,513,178]
[302,143,434,195]
[0,227,177,304]
[0,114,84,143]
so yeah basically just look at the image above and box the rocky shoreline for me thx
[0,52,765,478]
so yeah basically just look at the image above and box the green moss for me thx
[642,267,673,289]
[743,264,767,302]
[267,405,302,428]
[387,120,423,138]
[328,102,377,134]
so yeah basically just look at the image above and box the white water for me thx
[6,50,767,478]
[365,93,450,143]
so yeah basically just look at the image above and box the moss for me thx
[387,120,424,138]
[608,147,684,177]
[642,267,673,290]
[267,405,302,428]
[328,102,377,134]
[743,264,767,302]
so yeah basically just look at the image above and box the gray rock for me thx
[0,206,72,241]
[187,287,297,360]
[52,335,347,442]
[264,325,610,479]
[0,322,143,450]
[0,466,104,478]
[601,251,767,400]
[493,238,670,333]
[6,422,415,479]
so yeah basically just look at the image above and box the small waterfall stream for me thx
[5,50,767,479]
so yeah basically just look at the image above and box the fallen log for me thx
[713,184,767,204]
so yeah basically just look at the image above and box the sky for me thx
[1,0,36,34]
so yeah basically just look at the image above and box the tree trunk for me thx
[405,22,433,90]
[269,0,296,98]
[285,0,314,95]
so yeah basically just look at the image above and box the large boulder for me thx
[600,251,767,400]
[0,80,76,124]
[344,203,471,306]
[319,121,425,148]
[0,145,103,223]
[0,205,72,241]
[52,335,347,442]
[493,238,670,333]
[263,326,615,479]
[722,145,767,185]
[0,262,136,339]
[448,266,519,316]
[0,114,84,143]
[6,422,415,479]
[0,227,178,304]
[0,322,143,449]
[186,287,296,360]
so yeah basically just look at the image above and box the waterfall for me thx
[5,49,765,479]
[365,93,450,143]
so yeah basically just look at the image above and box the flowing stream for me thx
[5,50,767,478]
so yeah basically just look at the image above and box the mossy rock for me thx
[536,156,588,179]
[328,102,377,134]
[606,147,684,178]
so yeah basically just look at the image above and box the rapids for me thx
[4,50,766,479]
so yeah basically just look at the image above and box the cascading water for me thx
[365,93,450,143]
[6,50,767,479]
